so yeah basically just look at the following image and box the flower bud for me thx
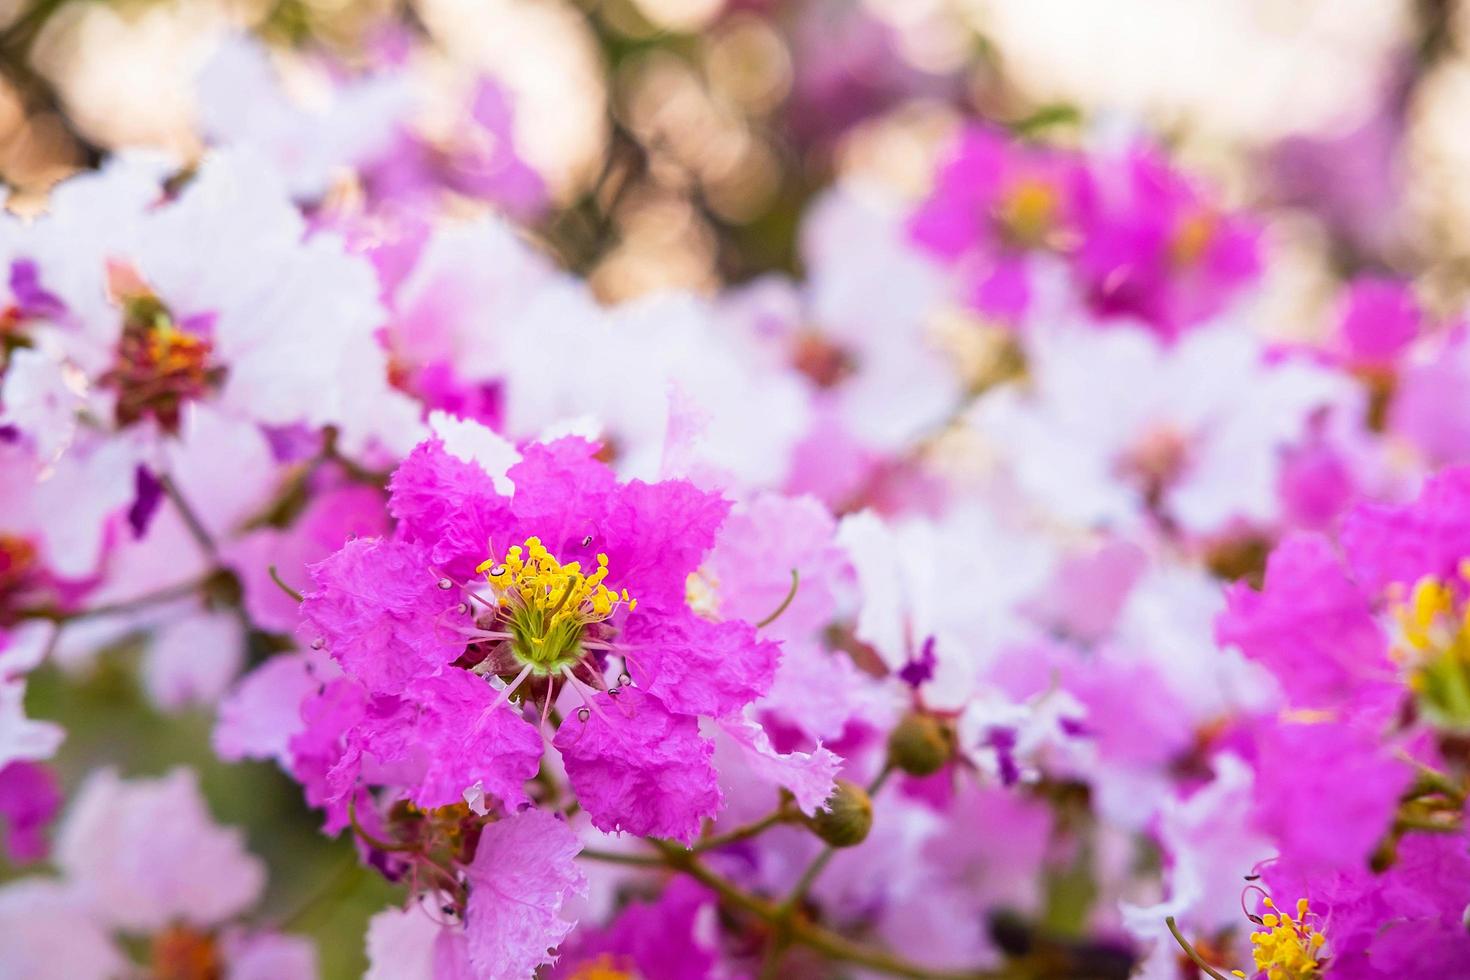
[886,712,953,776]
[806,779,872,848]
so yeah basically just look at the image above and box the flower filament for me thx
[475,537,634,674]
[995,177,1061,250]
[1232,897,1326,980]
[1391,564,1470,729]
[104,293,222,432]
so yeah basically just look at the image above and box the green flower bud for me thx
[886,712,952,777]
[806,779,872,848]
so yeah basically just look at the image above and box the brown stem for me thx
[578,847,664,868]
[160,474,217,559]
[576,840,1019,980]
[20,573,211,623]
[691,805,794,853]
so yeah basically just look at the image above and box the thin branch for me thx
[20,574,209,623]
[691,805,793,853]
[578,847,665,868]
[160,474,217,559]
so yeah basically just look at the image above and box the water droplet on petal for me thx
[607,687,620,697]
[581,535,593,547]
[577,707,591,722]
[618,671,632,687]
[310,637,325,650]
[437,578,454,590]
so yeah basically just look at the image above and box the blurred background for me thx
[0,0,1463,974]
[1,0,1467,314]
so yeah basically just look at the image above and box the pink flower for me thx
[911,125,1085,321]
[1263,832,1470,979]
[56,768,266,931]
[1217,533,1396,714]
[551,879,720,980]
[1075,143,1260,340]
[0,761,59,864]
[1342,465,1470,593]
[1245,719,1409,874]
[1332,277,1421,371]
[298,433,778,840]
[1388,326,1470,464]
[463,809,586,978]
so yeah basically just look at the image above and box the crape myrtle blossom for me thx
[909,124,1085,323]
[1074,140,1261,339]
[971,317,1362,540]
[293,424,786,844]
[0,767,315,980]
[196,33,545,217]
[1149,469,1470,979]
[0,149,423,468]
[910,127,1260,339]
[21,29,1470,980]
[269,421,883,976]
[40,404,387,711]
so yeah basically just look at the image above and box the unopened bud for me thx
[806,779,872,848]
[887,713,952,777]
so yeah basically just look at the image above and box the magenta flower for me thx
[910,125,1086,321]
[1332,277,1421,372]
[1075,143,1260,339]
[296,435,779,841]
[1244,718,1409,874]
[1217,533,1397,715]
[0,761,59,864]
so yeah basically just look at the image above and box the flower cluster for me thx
[0,13,1467,980]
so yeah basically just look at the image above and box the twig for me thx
[160,474,217,559]
[692,805,793,853]
[20,574,210,623]
[578,847,665,868]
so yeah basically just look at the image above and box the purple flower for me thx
[910,125,1086,322]
[297,435,778,841]
[1075,143,1261,340]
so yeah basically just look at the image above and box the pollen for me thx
[1169,209,1217,267]
[565,955,635,980]
[1391,570,1470,729]
[995,177,1060,250]
[104,293,222,432]
[476,537,634,670]
[1247,897,1326,980]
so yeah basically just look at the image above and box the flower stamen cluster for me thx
[1391,564,1470,728]
[103,293,223,432]
[1234,897,1326,980]
[474,537,634,673]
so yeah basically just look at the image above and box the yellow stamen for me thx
[475,537,634,669]
[1247,896,1326,980]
